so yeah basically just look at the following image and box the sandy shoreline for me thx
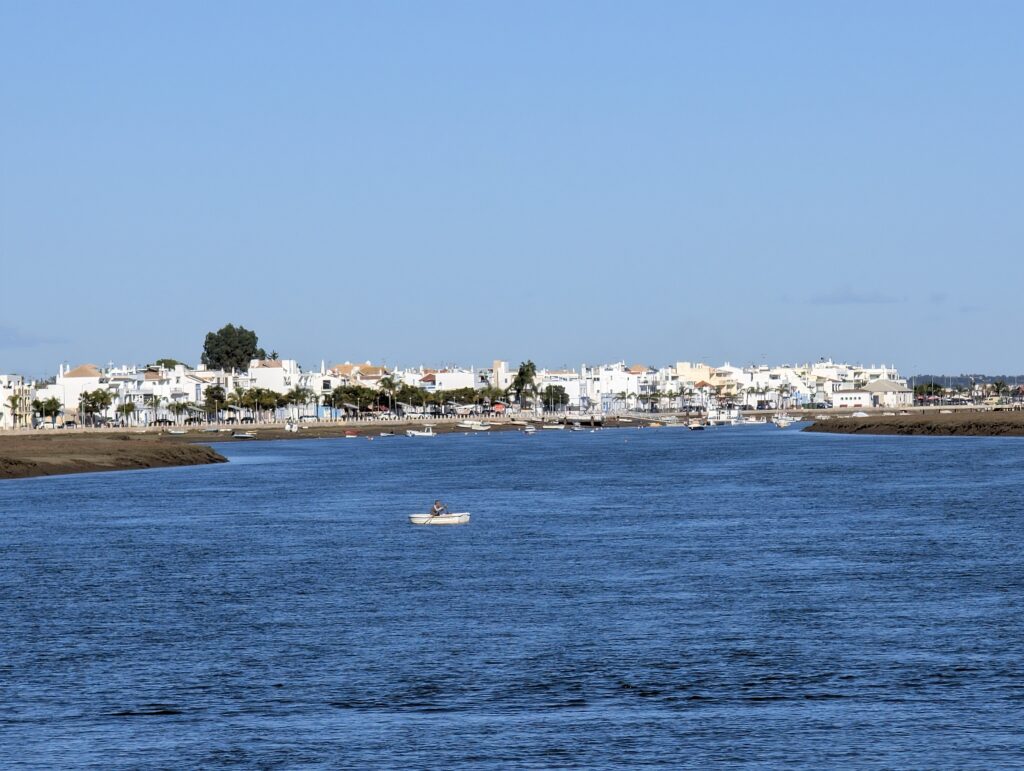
[803,410,1024,437]
[0,433,228,480]
[0,416,625,480]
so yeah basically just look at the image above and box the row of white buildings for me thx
[0,357,912,429]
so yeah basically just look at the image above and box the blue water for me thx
[2,426,1024,768]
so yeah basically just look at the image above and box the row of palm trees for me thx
[610,383,797,413]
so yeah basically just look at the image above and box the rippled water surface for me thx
[3,426,1024,768]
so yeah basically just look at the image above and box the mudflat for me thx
[804,410,1024,437]
[0,433,227,480]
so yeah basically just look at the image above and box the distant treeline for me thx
[908,374,1024,388]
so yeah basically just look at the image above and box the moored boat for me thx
[772,413,798,428]
[407,425,437,438]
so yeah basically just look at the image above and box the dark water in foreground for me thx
[2,426,1024,768]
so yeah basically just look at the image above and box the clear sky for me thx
[2,2,1021,378]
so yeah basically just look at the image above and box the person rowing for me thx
[431,499,449,517]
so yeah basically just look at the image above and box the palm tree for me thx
[779,385,792,409]
[167,401,190,425]
[147,394,165,424]
[6,393,21,430]
[512,361,537,411]
[284,387,313,419]
[119,400,136,426]
[378,376,398,414]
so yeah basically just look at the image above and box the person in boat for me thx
[431,500,449,517]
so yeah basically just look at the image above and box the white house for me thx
[245,359,301,394]
[863,379,913,408]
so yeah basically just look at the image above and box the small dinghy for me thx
[409,512,471,526]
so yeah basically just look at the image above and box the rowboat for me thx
[232,432,257,439]
[409,512,471,525]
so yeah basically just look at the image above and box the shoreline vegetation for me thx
[5,409,1024,481]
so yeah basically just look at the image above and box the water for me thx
[2,426,1024,768]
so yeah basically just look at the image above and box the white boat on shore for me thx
[541,423,564,430]
[407,425,437,438]
[232,431,257,439]
[409,512,471,525]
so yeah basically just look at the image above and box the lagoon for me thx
[2,427,1023,767]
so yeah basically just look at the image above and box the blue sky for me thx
[2,2,1021,377]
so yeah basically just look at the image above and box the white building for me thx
[0,374,34,429]
[863,379,913,408]
[244,359,301,394]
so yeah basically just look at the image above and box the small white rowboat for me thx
[409,512,471,526]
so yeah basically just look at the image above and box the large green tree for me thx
[200,324,267,372]
[540,385,569,408]
[203,385,227,416]
[81,389,114,425]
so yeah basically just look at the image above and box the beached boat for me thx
[541,423,563,430]
[167,428,187,435]
[409,512,471,526]
[232,431,257,439]
[406,425,437,438]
